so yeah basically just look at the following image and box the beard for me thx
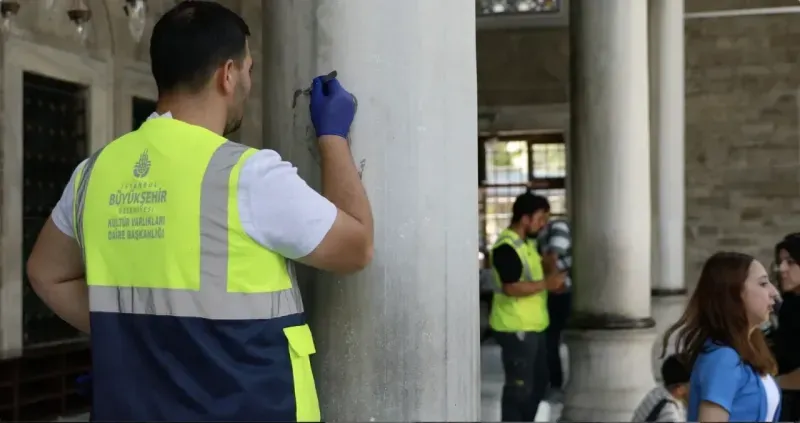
[223,115,243,137]
[223,84,247,137]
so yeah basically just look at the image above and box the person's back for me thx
[83,120,315,420]
[631,355,689,422]
[25,1,373,421]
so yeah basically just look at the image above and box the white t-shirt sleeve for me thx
[51,159,88,238]
[237,149,336,260]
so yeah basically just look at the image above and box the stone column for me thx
[237,0,264,149]
[262,1,480,421]
[648,0,687,381]
[563,1,656,420]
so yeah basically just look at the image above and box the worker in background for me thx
[489,193,566,422]
[535,216,572,403]
[25,1,373,421]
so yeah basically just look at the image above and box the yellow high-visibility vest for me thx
[488,228,549,332]
[72,117,320,421]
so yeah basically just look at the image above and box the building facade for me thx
[0,0,797,420]
[479,0,800,290]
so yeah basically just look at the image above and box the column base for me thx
[651,290,688,382]
[561,326,657,421]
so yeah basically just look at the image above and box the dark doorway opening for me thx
[21,72,88,347]
[132,96,157,130]
[1,72,93,422]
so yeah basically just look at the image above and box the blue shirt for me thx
[688,342,781,421]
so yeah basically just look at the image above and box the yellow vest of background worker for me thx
[72,118,320,421]
[488,228,549,332]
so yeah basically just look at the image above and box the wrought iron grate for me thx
[479,133,566,250]
[21,72,88,346]
[0,341,90,421]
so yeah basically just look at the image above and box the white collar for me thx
[146,111,173,120]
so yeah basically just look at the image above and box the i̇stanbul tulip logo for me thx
[133,149,151,178]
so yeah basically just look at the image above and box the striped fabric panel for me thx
[546,220,571,269]
[537,219,572,288]
[631,386,685,422]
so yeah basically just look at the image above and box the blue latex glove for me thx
[309,75,356,139]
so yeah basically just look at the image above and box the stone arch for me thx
[87,0,117,57]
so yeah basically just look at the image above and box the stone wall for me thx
[477,26,568,107]
[476,0,800,289]
[685,13,800,286]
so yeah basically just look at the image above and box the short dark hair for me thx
[776,233,800,266]
[511,193,550,223]
[150,1,250,95]
[661,355,690,387]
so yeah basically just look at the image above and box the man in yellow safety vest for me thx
[489,192,565,422]
[25,1,373,421]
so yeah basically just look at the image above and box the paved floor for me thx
[58,343,566,422]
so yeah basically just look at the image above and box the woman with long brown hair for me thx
[662,252,781,422]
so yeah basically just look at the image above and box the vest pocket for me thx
[283,324,320,422]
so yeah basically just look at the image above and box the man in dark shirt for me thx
[489,193,566,422]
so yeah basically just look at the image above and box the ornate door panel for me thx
[21,72,88,347]
[0,72,92,422]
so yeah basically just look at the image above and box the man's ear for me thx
[219,59,237,95]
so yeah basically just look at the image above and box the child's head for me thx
[662,355,691,402]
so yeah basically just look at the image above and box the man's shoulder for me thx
[491,243,522,265]
[491,242,518,255]
[237,148,293,183]
[238,147,284,165]
[219,140,276,159]
[698,342,740,364]
[548,219,570,234]
[68,158,90,185]
[632,387,673,421]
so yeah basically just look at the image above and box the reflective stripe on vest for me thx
[72,118,319,422]
[488,228,549,333]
